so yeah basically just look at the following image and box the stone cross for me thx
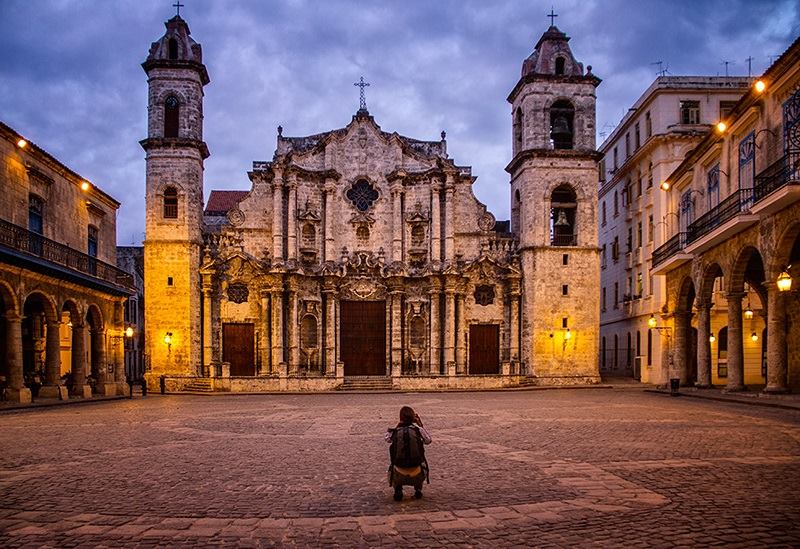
[354,76,370,112]
[173,1,184,16]
[548,7,558,26]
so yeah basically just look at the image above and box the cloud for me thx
[0,0,797,245]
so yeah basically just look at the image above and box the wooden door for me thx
[469,324,499,374]
[340,301,386,376]
[222,323,255,376]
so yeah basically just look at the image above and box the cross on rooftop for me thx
[173,1,184,16]
[548,7,558,26]
[354,76,370,112]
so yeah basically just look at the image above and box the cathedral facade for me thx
[143,15,601,391]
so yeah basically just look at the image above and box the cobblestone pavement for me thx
[1,389,799,547]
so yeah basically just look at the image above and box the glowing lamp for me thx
[80,181,91,192]
[709,334,716,343]
[564,328,571,340]
[777,270,792,292]
[648,314,657,329]
[164,332,172,345]
[16,138,27,149]
[751,332,759,342]
[660,181,670,191]
[744,305,754,320]
[125,326,134,338]
[715,121,727,133]
[754,80,766,93]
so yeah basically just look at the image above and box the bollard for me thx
[669,378,680,396]
[141,379,147,397]
[127,379,134,399]
[159,375,166,395]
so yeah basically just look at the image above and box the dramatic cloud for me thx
[1,0,797,245]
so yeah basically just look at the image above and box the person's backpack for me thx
[390,425,425,468]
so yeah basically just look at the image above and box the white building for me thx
[598,77,750,383]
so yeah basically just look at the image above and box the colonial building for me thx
[143,16,602,391]
[598,77,751,383]
[653,36,800,391]
[0,121,134,403]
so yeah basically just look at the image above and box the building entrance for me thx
[222,323,255,376]
[340,300,386,376]
[469,324,500,374]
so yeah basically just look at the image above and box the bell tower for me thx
[141,14,209,385]
[506,23,601,382]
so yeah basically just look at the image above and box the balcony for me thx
[551,233,577,246]
[683,188,757,255]
[651,232,692,274]
[0,217,134,295]
[751,151,800,216]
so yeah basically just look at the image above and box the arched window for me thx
[513,108,523,151]
[555,56,566,75]
[301,315,318,350]
[550,99,574,150]
[163,187,178,219]
[550,184,577,246]
[717,326,728,378]
[301,223,316,248]
[168,38,178,60]
[164,95,179,138]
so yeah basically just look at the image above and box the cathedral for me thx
[143,15,601,391]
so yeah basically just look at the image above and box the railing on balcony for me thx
[651,232,687,267]
[753,149,800,203]
[551,233,577,246]
[685,188,753,245]
[0,217,134,290]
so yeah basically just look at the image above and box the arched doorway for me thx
[22,292,58,398]
[697,263,725,387]
[729,247,767,390]
[86,304,106,393]
[767,224,800,391]
[675,277,696,386]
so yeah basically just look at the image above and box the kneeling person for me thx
[385,406,432,501]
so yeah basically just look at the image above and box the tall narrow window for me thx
[550,100,574,150]
[168,38,178,60]
[163,187,178,219]
[707,163,720,210]
[738,132,755,191]
[87,225,98,257]
[647,330,652,366]
[164,95,180,138]
[648,214,654,242]
[555,56,565,75]
[601,201,607,226]
[625,133,631,157]
[634,122,640,149]
[679,190,695,233]
[28,194,44,234]
[550,185,577,246]
[680,100,700,124]
[514,108,523,151]
[645,111,652,138]
[613,191,619,216]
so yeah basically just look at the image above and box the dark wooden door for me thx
[340,301,386,376]
[469,324,500,374]
[222,323,255,376]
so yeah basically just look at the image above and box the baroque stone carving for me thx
[474,285,495,306]
[478,212,496,232]
[227,282,249,304]
[227,208,245,226]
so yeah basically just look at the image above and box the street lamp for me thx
[125,326,134,338]
[744,302,754,320]
[709,334,716,343]
[754,79,766,93]
[648,314,657,329]
[777,269,792,292]
[751,332,759,342]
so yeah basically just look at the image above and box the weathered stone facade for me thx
[654,37,800,392]
[143,17,601,391]
[0,121,133,402]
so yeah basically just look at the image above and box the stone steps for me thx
[338,377,395,391]
[183,378,213,392]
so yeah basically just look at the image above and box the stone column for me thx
[271,288,284,374]
[765,282,788,393]
[324,288,337,376]
[444,180,456,263]
[93,329,115,396]
[324,184,335,262]
[5,313,31,403]
[287,289,299,375]
[287,181,298,261]
[510,292,520,370]
[271,178,284,261]
[726,292,746,391]
[392,187,403,263]
[696,301,712,388]
[444,289,456,376]
[673,311,691,386]
[203,285,214,376]
[114,301,126,386]
[70,321,89,396]
[391,290,403,377]
[260,289,271,375]
[429,289,440,375]
[456,293,466,374]
[39,320,61,397]
[658,326,671,386]
[430,183,441,263]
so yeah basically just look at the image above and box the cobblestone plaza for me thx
[1,390,799,547]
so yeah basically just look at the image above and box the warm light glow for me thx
[564,328,571,340]
[715,121,727,133]
[660,181,670,191]
[744,306,754,320]
[80,181,91,191]
[777,270,792,292]
[164,333,172,345]
[754,80,766,93]
[751,332,759,342]
[648,315,657,328]
[709,334,716,343]
[125,326,134,338]
[16,138,27,149]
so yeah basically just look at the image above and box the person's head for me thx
[399,406,416,425]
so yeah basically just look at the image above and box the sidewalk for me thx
[645,385,800,411]
[0,394,131,413]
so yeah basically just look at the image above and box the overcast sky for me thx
[1,0,798,246]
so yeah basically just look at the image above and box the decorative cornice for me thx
[506,148,602,174]
[139,137,210,159]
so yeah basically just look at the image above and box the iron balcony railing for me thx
[651,232,687,267]
[551,233,577,246]
[685,188,753,245]
[0,217,134,290]
[753,150,800,203]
